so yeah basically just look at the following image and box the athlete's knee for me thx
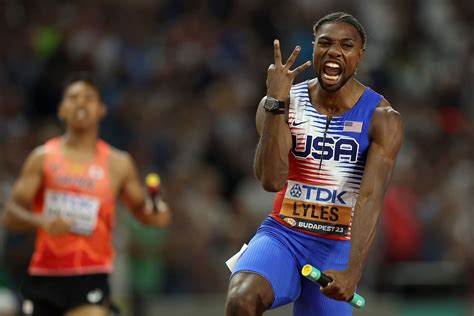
[226,280,271,316]
[226,289,261,316]
[65,304,108,316]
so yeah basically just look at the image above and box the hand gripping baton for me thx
[145,173,161,212]
[301,264,365,309]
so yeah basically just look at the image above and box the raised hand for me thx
[266,39,312,100]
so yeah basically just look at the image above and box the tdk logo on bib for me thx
[290,184,302,198]
[291,135,359,162]
[289,183,347,205]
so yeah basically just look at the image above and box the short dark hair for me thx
[62,72,101,96]
[313,12,367,49]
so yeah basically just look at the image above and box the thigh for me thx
[293,240,352,316]
[65,274,111,311]
[231,232,301,309]
[65,305,109,316]
[22,299,62,316]
[21,277,64,316]
[23,274,111,314]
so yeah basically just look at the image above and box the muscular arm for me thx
[254,39,311,192]
[253,97,292,192]
[3,147,46,231]
[322,100,403,301]
[347,101,404,279]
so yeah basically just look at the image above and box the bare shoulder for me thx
[370,98,404,157]
[371,98,403,136]
[107,147,138,191]
[108,146,134,170]
[374,98,401,119]
[30,145,48,159]
[23,145,48,170]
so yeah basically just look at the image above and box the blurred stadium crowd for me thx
[0,0,472,314]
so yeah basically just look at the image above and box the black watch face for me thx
[265,99,278,111]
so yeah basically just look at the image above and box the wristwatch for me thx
[264,96,286,114]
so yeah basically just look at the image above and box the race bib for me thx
[278,180,357,237]
[44,190,100,236]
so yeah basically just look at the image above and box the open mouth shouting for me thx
[74,108,88,121]
[321,61,343,86]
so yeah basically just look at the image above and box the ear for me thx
[57,102,66,121]
[99,103,107,119]
[358,47,365,63]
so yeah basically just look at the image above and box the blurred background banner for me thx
[0,0,472,315]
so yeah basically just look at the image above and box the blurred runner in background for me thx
[3,73,171,316]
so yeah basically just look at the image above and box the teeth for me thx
[323,73,340,81]
[326,62,340,68]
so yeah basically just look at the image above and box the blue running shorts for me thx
[231,217,352,316]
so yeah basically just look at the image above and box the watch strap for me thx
[272,107,286,115]
[266,97,286,115]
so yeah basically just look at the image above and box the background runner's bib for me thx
[44,190,100,236]
[271,80,382,240]
[29,138,116,276]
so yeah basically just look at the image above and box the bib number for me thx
[279,181,356,237]
[44,190,100,236]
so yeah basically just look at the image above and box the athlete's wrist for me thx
[345,265,363,282]
[263,96,286,115]
[265,93,287,102]
[35,214,48,231]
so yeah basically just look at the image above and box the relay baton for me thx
[145,173,161,212]
[301,264,365,309]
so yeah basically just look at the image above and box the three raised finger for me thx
[272,39,311,76]
[291,61,312,76]
[273,39,282,66]
[285,46,301,69]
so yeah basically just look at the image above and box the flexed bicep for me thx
[365,105,404,191]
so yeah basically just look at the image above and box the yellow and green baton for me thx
[145,173,161,212]
[301,264,365,309]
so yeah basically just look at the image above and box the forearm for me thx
[128,198,147,222]
[254,113,291,192]
[3,200,44,231]
[346,192,384,279]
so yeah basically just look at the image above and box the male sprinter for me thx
[226,12,403,316]
[3,73,171,316]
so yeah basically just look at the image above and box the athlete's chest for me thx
[45,158,109,193]
[289,111,367,164]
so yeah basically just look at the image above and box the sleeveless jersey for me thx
[271,80,382,240]
[29,137,116,275]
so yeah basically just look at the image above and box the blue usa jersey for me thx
[271,80,383,240]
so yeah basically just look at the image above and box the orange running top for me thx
[29,137,116,276]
